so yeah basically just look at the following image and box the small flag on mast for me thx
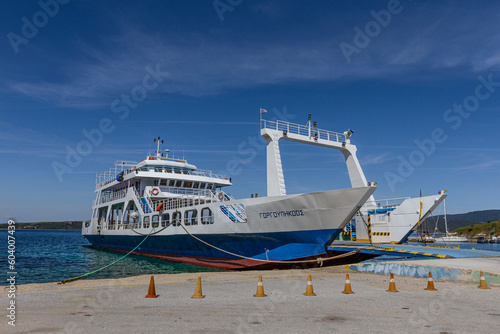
[260,108,267,114]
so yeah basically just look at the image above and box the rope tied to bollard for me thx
[58,228,154,284]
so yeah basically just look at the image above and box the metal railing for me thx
[99,188,127,204]
[364,197,411,209]
[96,163,229,190]
[261,119,346,143]
[152,167,229,180]
[96,161,137,189]
[151,190,246,217]
[158,186,214,198]
[153,197,212,212]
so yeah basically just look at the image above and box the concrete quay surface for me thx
[3,266,500,334]
[347,256,500,285]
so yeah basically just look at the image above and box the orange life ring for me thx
[102,196,105,203]
[218,192,224,201]
[123,190,126,196]
[151,188,159,196]
[157,203,164,212]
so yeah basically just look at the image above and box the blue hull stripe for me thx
[85,229,340,261]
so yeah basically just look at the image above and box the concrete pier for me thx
[3,266,499,333]
[347,256,500,285]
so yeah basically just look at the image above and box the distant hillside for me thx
[0,221,82,230]
[455,221,499,238]
[420,210,500,233]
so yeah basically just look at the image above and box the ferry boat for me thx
[83,124,376,269]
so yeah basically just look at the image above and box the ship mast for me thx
[154,137,164,158]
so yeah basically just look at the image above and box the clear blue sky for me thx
[1,0,499,222]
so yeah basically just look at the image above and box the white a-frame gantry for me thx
[260,115,375,205]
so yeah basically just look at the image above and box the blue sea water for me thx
[1,230,499,285]
[0,230,219,285]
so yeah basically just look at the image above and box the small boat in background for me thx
[477,237,488,244]
[420,234,436,243]
[489,236,499,244]
[434,234,468,243]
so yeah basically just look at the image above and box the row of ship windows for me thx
[141,208,214,228]
[134,167,191,174]
[154,179,216,190]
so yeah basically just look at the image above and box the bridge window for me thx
[185,181,193,188]
[160,179,168,186]
[201,208,214,225]
[193,182,200,189]
[169,180,175,187]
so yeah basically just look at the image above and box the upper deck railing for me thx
[261,119,346,143]
[96,161,229,190]
[364,197,411,209]
[148,167,228,181]
[96,161,137,188]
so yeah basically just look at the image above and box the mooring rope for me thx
[61,218,358,285]
[130,222,171,235]
[59,228,154,284]
[177,220,358,266]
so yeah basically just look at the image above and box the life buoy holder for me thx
[151,188,159,196]
[218,192,224,201]
[157,203,164,212]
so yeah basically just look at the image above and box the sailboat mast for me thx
[443,198,448,237]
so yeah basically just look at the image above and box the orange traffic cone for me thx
[424,272,437,291]
[478,271,491,289]
[342,274,354,294]
[303,275,316,296]
[191,276,205,299]
[145,276,159,298]
[386,273,399,292]
[254,275,267,297]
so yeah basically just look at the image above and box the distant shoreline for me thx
[0,221,82,230]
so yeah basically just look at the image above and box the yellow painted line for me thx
[422,253,433,256]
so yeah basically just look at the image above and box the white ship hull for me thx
[84,187,375,269]
[354,193,447,244]
[433,236,468,243]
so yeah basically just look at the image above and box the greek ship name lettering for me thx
[259,210,305,219]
